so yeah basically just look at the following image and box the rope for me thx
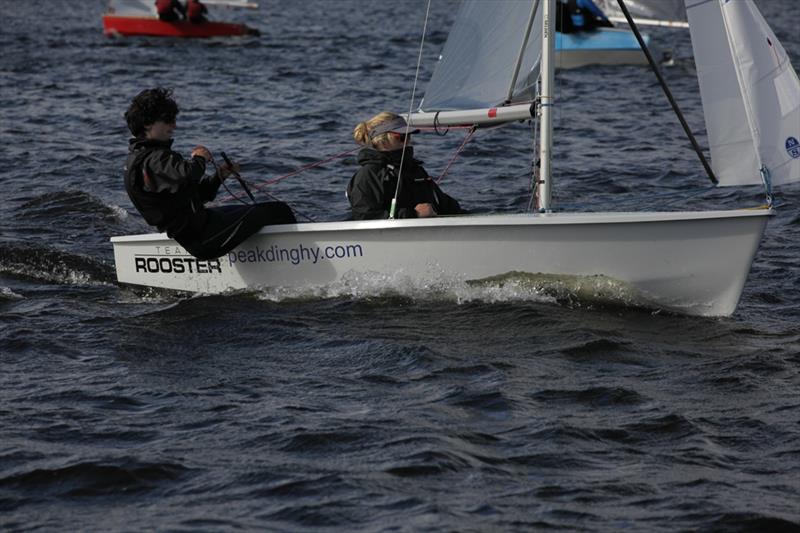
[219,146,359,204]
[390,0,433,219]
[436,127,476,184]
[433,112,448,136]
[528,94,541,212]
[213,146,361,223]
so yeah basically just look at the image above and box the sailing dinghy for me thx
[553,0,662,68]
[103,0,259,38]
[111,0,799,317]
[554,26,657,68]
[595,0,688,28]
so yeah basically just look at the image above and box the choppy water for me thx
[2,0,800,531]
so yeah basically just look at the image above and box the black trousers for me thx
[158,12,181,22]
[177,202,296,260]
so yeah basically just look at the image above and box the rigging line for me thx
[212,155,317,222]
[422,123,473,134]
[436,127,476,184]
[219,146,360,204]
[220,178,316,222]
[210,158,253,207]
[528,92,541,213]
[254,146,360,187]
[390,0,433,220]
[221,151,256,203]
[433,112,449,136]
[615,0,718,186]
[222,179,255,207]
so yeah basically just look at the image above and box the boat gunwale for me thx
[110,208,773,243]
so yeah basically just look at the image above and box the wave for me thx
[0,459,188,503]
[531,386,645,407]
[0,243,116,286]
[19,190,128,223]
[0,287,24,301]
[701,513,800,533]
[251,270,662,314]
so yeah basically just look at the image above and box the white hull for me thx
[553,27,661,69]
[111,209,771,316]
[555,48,650,69]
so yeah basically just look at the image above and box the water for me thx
[2,0,800,530]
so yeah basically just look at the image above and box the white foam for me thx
[0,286,24,300]
[109,204,129,221]
[250,270,648,308]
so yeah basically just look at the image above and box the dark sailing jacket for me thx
[156,0,185,20]
[556,0,613,33]
[124,137,222,239]
[347,147,465,220]
[186,0,208,23]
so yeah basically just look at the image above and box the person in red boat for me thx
[155,0,186,22]
[186,0,209,24]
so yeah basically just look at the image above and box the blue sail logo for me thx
[787,137,800,159]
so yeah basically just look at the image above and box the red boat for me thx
[102,15,258,37]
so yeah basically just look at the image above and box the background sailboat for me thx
[595,0,688,28]
[553,0,664,68]
[112,0,799,317]
[554,26,659,69]
[103,0,260,38]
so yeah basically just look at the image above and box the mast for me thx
[537,0,555,212]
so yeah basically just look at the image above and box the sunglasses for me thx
[390,131,412,141]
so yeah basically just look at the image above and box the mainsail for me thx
[419,0,543,112]
[687,0,800,187]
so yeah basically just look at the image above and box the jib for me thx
[135,257,222,274]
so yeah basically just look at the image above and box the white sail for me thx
[687,0,800,187]
[596,0,687,27]
[419,0,543,112]
[202,0,259,8]
[107,0,155,17]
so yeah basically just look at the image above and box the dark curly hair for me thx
[124,87,179,137]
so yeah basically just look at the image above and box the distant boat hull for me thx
[555,27,658,68]
[102,15,258,38]
[111,209,771,317]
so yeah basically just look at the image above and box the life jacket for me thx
[346,160,441,217]
[186,1,206,20]
[124,143,205,237]
[155,0,177,16]
[381,163,443,211]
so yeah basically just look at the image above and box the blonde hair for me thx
[353,111,400,148]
